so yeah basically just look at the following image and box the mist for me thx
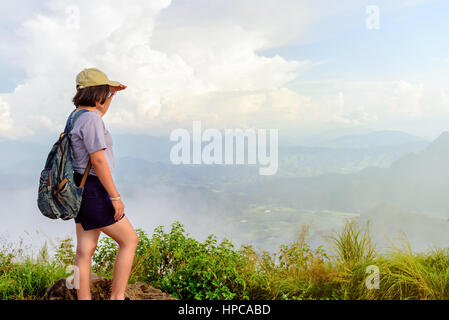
[2,129,449,257]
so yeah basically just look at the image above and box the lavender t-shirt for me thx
[68,109,114,176]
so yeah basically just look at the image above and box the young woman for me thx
[68,68,138,300]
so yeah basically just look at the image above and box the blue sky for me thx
[259,0,449,81]
[0,0,448,140]
[2,1,448,90]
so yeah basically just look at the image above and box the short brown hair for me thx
[72,84,110,107]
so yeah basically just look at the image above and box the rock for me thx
[45,273,177,300]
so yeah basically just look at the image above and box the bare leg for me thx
[74,223,101,300]
[100,216,138,300]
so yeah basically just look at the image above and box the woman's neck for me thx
[76,106,96,112]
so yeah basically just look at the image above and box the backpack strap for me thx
[79,161,92,188]
[64,109,93,187]
[63,110,75,133]
[64,109,90,133]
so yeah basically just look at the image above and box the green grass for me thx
[1,220,449,300]
[0,242,69,300]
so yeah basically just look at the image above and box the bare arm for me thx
[90,149,124,220]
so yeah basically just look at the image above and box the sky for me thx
[1,0,449,141]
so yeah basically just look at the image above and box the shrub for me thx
[4,220,449,300]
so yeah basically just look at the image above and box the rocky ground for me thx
[45,273,178,300]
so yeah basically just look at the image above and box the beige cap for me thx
[76,67,121,89]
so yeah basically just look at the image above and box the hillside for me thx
[234,131,449,214]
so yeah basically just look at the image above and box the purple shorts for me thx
[74,172,125,230]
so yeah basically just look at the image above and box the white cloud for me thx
[285,77,444,130]
[388,80,424,117]
[1,0,325,138]
[0,0,447,139]
[0,96,27,139]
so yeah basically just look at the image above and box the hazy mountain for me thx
[220,132,449,251]
[111,130,430,185]
[234,131,449,216]
[360,203,449,251]
[0,130,430,180]
[0,139,49,175]
[279,141,428,176]
[0,129,444,253]
[113,134,171,163]
[314,130,427,149]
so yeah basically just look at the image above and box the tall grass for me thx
[0,240,69,300]
[1,220,449,300]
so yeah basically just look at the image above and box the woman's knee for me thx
[76,243,97,259]
[118,232,139,249]
[132,232,139,247]
[128,231,139,248]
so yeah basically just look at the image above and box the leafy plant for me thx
[3,220,449,300]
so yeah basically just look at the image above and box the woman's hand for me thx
[97,84,127,117]
[110,84,127,94]
[90,150,124,220]
[111,198,125,221]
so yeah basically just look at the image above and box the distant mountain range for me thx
[2,129,447,252]
[314,130,428,149]
[112,130,430,185]
[234,131,449,214]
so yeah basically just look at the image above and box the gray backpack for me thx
[37,109,92,220]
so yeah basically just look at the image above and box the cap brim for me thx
[108,80,121,87]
